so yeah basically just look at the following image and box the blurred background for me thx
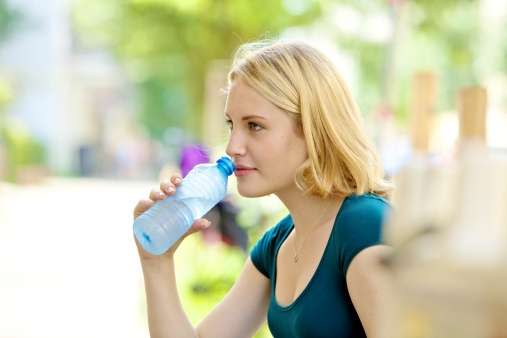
[0,0,506,337]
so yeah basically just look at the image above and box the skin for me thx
[133,78,389,338]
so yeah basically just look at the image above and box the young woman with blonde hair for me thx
[133,40,392,338]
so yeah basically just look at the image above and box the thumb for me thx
[195,218,211,229]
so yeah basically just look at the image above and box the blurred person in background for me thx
[179,143,248,252]
[133,40,392,338]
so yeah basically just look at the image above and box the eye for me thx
[248,122,263,131]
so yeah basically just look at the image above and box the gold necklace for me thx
[292,200,341,263]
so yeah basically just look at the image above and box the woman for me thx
[133,40,392,338]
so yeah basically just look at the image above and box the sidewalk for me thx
[0,178,155,338]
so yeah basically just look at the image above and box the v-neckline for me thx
[271,197,348,310]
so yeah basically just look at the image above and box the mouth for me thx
[234,167,257,177]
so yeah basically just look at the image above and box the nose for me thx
[225,131,247,159]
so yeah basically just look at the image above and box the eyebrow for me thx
[224,114,267,121]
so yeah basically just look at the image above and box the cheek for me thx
[277,134,307,164]
[264,135,307,177]
[269,134,300,156]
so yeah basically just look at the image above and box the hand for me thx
[133,174,211,262]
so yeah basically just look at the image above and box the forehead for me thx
[224,80,275,119]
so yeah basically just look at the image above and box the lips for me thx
[235,165,256,170]
[234,164,257,177]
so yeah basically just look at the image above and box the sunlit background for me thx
[1,0,506,337]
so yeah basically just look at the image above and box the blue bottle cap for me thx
[216,156,235,176]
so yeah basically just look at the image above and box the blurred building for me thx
[0,0,141,177]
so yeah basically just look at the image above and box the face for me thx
[225,78,308,198]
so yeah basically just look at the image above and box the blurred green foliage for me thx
[0,1,46,183]
[135,79,189,140]
[73,0,321,140]
[0,0,19,110]
[0,0,22,42]
[0,118,47,182]
[0,120,47,182]
[0,77,12,107]
[397,0,482,120]
[71,0,499,134]
[177,237,247,320]
[336,0,482,121]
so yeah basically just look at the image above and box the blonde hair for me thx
[227,40,392,199]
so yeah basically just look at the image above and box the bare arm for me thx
[140,256,198,338]
[346,245,392,338]
[134,175,270,338]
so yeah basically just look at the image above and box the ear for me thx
[293,118,304,137]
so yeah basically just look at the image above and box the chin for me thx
[237,183,272,198]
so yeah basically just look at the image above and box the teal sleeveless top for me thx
[250,194,390,338]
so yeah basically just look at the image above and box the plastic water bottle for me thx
[133,156,235,255]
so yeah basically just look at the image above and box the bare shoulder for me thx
[345,244,391,338]
[346,244,391,277]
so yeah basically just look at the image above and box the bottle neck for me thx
[216,157,235,176]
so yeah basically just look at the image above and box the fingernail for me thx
[158,192,165,198]
[174,177,182,184]
[168,187,174,193]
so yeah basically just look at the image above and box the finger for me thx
[149,189,166,201]
[181,219,211,238]
[160,180,176,195]
[133,199,154,218]
[171,175,183,186]
[193,218,211,230]
[136,199,154,212]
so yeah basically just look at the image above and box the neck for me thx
[275,185,344,237]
